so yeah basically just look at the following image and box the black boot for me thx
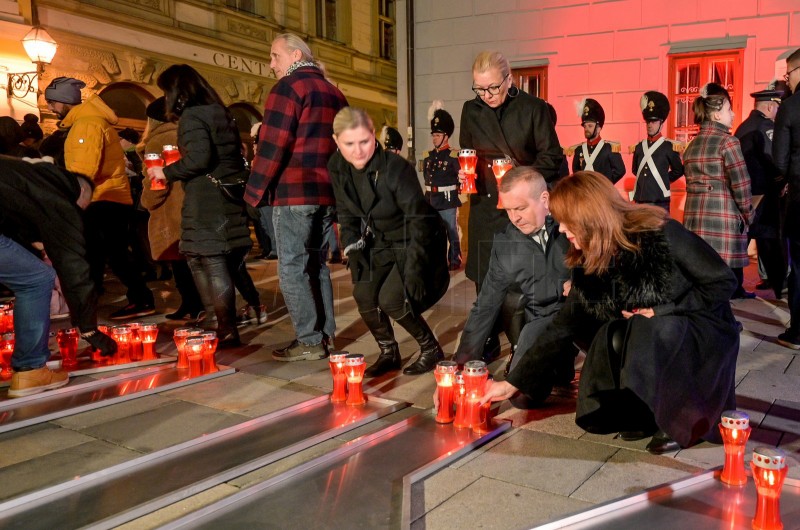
[361,309,401,377]
[396,312,443,375]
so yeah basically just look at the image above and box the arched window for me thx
[99,83,155,133]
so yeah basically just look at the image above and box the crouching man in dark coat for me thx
[454,167,575,406]
[481,171,739,454]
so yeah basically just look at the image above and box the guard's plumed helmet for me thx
[381,126,403,151]
[428,100,455,137]
[577,98,605,127]
[640,91,670,121]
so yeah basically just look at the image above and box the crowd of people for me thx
[2,34,799,457]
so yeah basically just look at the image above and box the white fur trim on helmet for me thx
[427,99,444,121]
[575,98,587,118]
[640,93,649,111]
[700,83,710,98]
[380,125,389,144]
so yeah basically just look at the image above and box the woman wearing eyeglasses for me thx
[459,50,563,358]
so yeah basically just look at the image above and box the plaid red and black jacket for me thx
[246,66,348,207]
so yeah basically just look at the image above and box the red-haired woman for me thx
[683,82,753,298]
[480,171,740,454]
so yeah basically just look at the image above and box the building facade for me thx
[2,0,397,139]
[405,0,800,168]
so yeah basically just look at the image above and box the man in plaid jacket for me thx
[246,33,348,361]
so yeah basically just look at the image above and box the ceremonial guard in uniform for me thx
[630,91,685,210]
[567,98,625,183]
[381,126,403,155]
[423,102,462,270]
[735,81,789,299]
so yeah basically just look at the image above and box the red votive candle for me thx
[463,360,489,430]
[128,322,143,362]
[140,324,159,360]
[162,144,181,165]
[751,447,788,530]
[173,327,201,369]
[0,332,14,380]
[453,371,468,428]
[201,331,218,373]
[719,410,751,486]
[492,158,513,209]
[111,326,132,364]
[185,337,205,378]
[56,327,80,369]
[329,352,348,403]
[434,361,458,424]
[144,153,166,190]
[458,149,478,194]
[345,353,366,406]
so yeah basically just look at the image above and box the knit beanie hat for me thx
[44,77,86,104]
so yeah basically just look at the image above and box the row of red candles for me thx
[328,352,366,406]
[718,410,789,530]
[172,327,219,378]
[434,360,493,433]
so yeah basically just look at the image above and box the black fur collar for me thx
[572,228,674,320]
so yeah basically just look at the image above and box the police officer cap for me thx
[382,126,403,151]
[430,109,455,137]
[578,98,605,127]
[750,80,790,103]
[641,91,670,121]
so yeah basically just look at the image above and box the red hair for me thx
[550,171,667,274]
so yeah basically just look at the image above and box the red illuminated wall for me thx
[413,0,800,167]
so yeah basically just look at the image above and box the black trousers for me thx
[352,261,407,319]
[84,201,153,306]
[187,246,259,338]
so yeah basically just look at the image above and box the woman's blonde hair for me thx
[550,171,667,274]
[472,51,511,78]
[333,107,375,136]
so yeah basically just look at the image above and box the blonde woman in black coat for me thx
[329,107,449,376]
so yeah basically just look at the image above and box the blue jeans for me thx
[0,235,56,370]
[273,205,336,345]
[256,205,276,255]
[438,208,462,266]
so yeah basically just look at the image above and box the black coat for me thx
[631,138,684,204]
[329,145,449,312]
[0,156,97,331]
[507,219,739,447]
[164,104,251,256]
[571,141,626,183]
[773,90,800,238]
[459,91,563,283]
[736,110,782,238]
[454,216,570,364]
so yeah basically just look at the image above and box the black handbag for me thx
[207,172,248,205]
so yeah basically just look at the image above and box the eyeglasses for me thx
[783,65,800,81]
[472,74,510,97]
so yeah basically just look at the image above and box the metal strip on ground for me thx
[533,469,800,529]
[160,413,511,529]
[0,364,234,433]
[0,395,406,530]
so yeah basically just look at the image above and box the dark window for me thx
[668,50,743,143]
[512,66,547,99]
[316,0,338,42]
[378,0,395,60]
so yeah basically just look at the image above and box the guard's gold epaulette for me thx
[449,150,459,159]
[628,144,638,154]
[565,143,582,156]
[607,141,621,153]
[667,139,686,153]
[422,150,431,158]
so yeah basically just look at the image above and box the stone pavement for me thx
[1,255,798,529]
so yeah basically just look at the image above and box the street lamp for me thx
[7,26,58,99]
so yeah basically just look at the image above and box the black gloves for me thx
[82,329,117,357]
[346,249,370,282]
[406,275,426,303]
